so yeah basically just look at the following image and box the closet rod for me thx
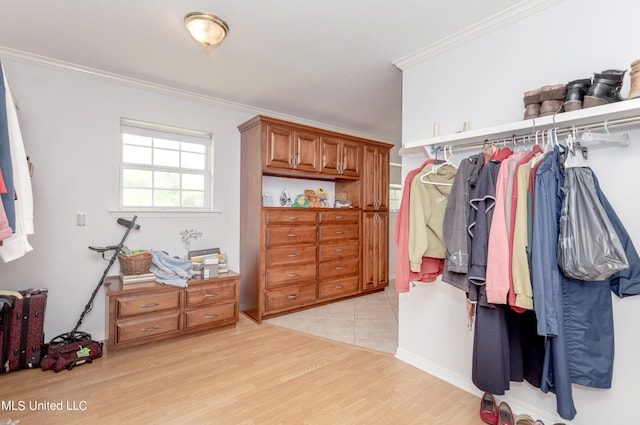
[430,115,640,153]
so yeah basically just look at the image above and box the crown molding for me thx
[0,46,385,142]
[393,0,565,70]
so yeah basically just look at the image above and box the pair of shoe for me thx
[523,84,566,119]
[480,393,515,425]
[629,59,640,99]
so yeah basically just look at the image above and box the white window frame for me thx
[117,118,215,215]
[389,183,402,213]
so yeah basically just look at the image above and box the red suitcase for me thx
[2,289,47,372]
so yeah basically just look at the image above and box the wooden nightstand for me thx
[105,272,240,351]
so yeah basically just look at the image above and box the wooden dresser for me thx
[239,115,392,322]
[104,272,240,351]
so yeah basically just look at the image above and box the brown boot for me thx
[630,59,640,99]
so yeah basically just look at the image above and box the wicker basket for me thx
[118,253,152,275]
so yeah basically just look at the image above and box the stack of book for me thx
[120,272,156,285]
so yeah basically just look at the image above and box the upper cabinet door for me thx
[319,136,341,175]
[362,144,389,210]
[265,125,295,170]
[340,140,361,177]
[293,131,320,172]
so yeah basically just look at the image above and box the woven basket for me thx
[118,254,152,275]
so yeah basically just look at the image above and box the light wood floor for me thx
[0,315,482,424]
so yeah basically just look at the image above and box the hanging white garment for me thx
[0,64,34,262]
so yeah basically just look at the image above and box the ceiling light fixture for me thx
[184,12,229,47]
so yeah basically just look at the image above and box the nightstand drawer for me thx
[184,303,236,329]
[266,245,317,266]
[319,241,359,261]
[116,290,181,318]
[318,224,359,242]
[266,226,317,246]
[265,285,317,312]
[265,210,317,224]
[116,311,180,344]
[319,258,359,280]
[265,263,317,289]
[186,281,236,306]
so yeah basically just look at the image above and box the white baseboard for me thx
[394,347,568,425]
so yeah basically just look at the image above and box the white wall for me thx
[1,59,254,341]
[398,0,640,423]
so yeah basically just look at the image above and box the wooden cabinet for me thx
[362,144,389,211]
[105,272,240,351]
[264,124,320,173]
[362,211,389,291]
[239,115,392,322]
[319,136,361,177]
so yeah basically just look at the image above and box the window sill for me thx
[109,209,222,219]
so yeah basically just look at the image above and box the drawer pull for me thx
[204,293,220,298]
[335,231,345,235]
[335,215,344,219]
[204,314,221,320]
[141,302,160,308]
[287,273,299,278]
[336,285,344,289]
[336,267,345,270]
[287,295,298,299]
[287,217,299,221]
[287,233,298,237]
[335,249,344,253]
[140,325,160,333]
[287,253,299,257]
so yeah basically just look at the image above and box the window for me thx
[120,119,213,210]
[389,184,402,213]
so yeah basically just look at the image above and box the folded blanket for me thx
[149,249,192,287]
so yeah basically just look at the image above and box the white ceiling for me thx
[0,0,529,143]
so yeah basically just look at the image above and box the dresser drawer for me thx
[116,290,182,318]
[184,303,236,329]
[265,210,317,224]
[265,285,317,313]
[318,210,360,224]
[318,224,359,242]
[185,281,236,307]
[265,263,317,289]
[266,245,317,267]
[319,258,360,280]
[318,277,359,299]
[266,225,317,247]
[318,241,359,261]
[116,311,180,344]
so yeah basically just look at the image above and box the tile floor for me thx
[263,283,399,354]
